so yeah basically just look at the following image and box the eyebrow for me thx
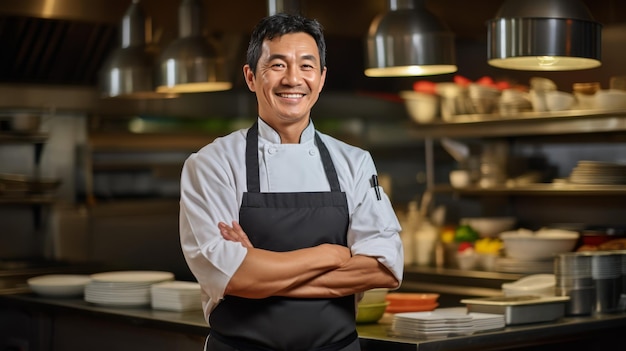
[268,54,318,62]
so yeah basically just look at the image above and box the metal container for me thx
[461,295,569,325]
[556,286,594,316]
[590,252,622,313]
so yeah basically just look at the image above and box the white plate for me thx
[27,274,91,297]
[393,310,473,322]
[90,271,174,284]
[151,281,201,291]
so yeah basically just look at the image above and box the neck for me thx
[278,125,304,143]
[263,117,310,144]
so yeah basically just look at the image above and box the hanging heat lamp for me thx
[157,0,232,93]
[99,0,176,99]
[365,0,457,77]
[487,0,602,71]
[267,0,301,15]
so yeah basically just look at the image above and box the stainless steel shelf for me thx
[89,132,212,152]
[0,194,56,205]
[433,183,626,196]
[408,109,626,139]
[0,132,48,144]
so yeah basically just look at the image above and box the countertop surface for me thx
[3,293,626,351]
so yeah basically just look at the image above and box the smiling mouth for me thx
[277,93,305,98]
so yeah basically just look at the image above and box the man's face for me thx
[244,32,326,129]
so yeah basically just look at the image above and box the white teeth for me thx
[279,93,304,98]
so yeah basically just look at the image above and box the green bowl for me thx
[356,302,389,324]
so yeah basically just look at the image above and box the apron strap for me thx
[245,121,342,193]
[314,132,341,192]
[245,122,261,193]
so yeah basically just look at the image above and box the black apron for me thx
[207,122,359,351]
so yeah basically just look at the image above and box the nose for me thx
[282,66,302,86]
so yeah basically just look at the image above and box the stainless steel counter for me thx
[2,293,626,351]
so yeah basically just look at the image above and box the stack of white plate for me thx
[84,271,174,307]
[390,307,504,340]
[568,160,626,185]
[150,281,202,312]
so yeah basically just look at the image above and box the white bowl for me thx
[501,229,579,260]
[545,90,575,111]
[460,217,516,238]
[502,274,556,297]
[27,274,91,297]
[400,91,439,123]
[359,288,389,305]
[594,89,626,110]
[457,251,479,270]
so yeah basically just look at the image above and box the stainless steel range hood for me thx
[0,0,133,111]
[0,0,131,86]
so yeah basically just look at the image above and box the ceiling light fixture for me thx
[365,0,457,77]
[157,0,232,93]
[487,0,602,71]
[99,0,176,99]
[267,0,301,15]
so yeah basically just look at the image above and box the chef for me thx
[179,13,403,351]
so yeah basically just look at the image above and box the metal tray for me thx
[461,295,570,325]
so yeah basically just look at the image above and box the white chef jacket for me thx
[179,117,403,322]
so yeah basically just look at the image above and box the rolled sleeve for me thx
[346,153,404,284]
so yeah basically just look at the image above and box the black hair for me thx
[246,13,326,75]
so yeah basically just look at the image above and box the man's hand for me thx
[219,221,254,248]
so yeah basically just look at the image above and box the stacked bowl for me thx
[555,251,623,315]
[385,293,439,314]
[356,288,389,324]
[590,252,622,313]
[554,252,594,315]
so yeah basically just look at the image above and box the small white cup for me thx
[450,170,470,188]
[545,91,575,111]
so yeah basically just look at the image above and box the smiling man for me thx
[179,13,403,351]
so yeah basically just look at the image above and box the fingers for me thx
[232,221,254,248]
[218,221,254,249]
[218,222,238,241]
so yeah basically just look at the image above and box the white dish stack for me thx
[84,271,174,307]
[390,307,505,340]
[151,281,202,312]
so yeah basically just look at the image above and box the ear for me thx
[243,65,256,92]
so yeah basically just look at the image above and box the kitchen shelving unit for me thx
[413,109,626,193]
[411,109,626,228]
[0,131,52,205]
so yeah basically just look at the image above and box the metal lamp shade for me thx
[365,1,457,77]
[487,0,602,71]
[99,0,174,99]
[157,36,231,93]
[157,0,231,93]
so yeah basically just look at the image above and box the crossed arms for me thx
[218,221,400,299]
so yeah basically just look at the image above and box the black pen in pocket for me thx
[370,174,381,200]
